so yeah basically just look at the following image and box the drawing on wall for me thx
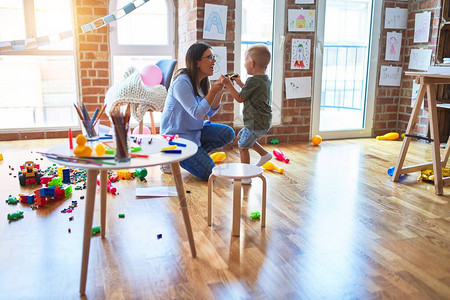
[411,81,424,109]
[203,4,227,40]
[408,48,432,71]
[295,0,314,3]
[285,77,312,99]
[385,32,402,61]
[414,11,431,43]
[209,46,227,80]
[291,39,311,69]
[288,9,315,32]
[384,7,408,29]
[379,65,402,86]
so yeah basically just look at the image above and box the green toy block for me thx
[250,211,261,219]
[92,225,101,235]
[6,195,19,205]
[7,211,24,220]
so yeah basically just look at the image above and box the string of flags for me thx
[0,0,150,53]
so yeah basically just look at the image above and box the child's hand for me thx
[220,74,233,88]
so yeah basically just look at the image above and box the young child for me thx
[222,44,273,184]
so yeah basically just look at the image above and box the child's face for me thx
[244,51,254,75]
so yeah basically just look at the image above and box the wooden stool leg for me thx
[99,170,107,238]
[258,174,267,228]
[427,83,443,195]
[232,178,242,237]
[207,174,215,226]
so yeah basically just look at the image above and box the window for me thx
[0,0,77,131]
[234,0,284,126]
[109,0,175,126]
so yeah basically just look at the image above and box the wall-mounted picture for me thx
[414,11,431,43]
[385,31,402,61]
[379,65,402,86]
[288,9,315,32]
[384,7,407,29]
[291,39,311,69]
[203,4,227,40]
[408,48,432,71]
[285,77,312,99]
[209,46,227,80]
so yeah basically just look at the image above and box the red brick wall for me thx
[374,0,442,137]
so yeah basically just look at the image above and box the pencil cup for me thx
[82,121,100,143]
[114,125,130,163]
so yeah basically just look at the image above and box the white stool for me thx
[207,163,267,236]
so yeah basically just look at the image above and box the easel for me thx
[392,72,450,195]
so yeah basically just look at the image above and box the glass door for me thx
[312,0,382,139]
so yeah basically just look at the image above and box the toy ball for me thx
[140,65,163,86]
[311,135,322,146]
[132,126,151,135]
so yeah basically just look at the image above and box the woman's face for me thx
[197,48,216,80]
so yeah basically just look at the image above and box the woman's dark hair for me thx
[174,42,211,97]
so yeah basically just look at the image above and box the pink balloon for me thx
[132,126,151,135]
[140,65,163,86]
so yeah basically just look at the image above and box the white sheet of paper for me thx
[385,32,402,61]
[203,4,227,40]
[411,81,424,109]
[285,77,311,99]
[385,7,408,29]
[291,39,311,69]
[295,0,314,3]
[408,48,432,71]
[135,186,178,198]
[210,46,227,80]
[379,65,402,86]
[414,11,431,43]
[288,9,315,32]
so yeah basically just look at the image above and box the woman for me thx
[160,42,235,180]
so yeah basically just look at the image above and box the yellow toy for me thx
[210,152,226,163]
[0,153,3,160]
[262,161,284,173]
[376,132,399,140]
[95,143,106,156]
[73,134,92,157]
[311,135,322,146]
[419,168,450,182]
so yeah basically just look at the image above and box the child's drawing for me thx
[288,9,315,32]
[408,48,432,71]
[285,77,312,99]
[385,32,402,61]
[203,4,227,40]
[411,81,424,109]
[291,39,311,70]
[414,11,431,43]
[384,8,407,29]
[210,46,227,80]
[379,65,402,86]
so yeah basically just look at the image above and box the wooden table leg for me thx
[393,78,426,182]
[99,170,108,238]
[80,169,98,295]
[258,174,267,228]
[207,174,215,226]
[426,83,443,195]
[170,162,196,258]
[232,179,242,237]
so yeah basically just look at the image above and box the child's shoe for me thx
[256,153,272,167]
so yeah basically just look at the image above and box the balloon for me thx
[132,126,151,135]
[140,65,163,86]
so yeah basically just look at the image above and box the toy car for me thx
[18,161,43,186]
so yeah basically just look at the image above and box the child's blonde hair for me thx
[246,44,271,69]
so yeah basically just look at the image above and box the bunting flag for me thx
[0,0,150,53]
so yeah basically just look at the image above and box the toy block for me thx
[54,187,65,198]
[62,168,71,184]
[62,184,73,197]
[47,177,62,187]
[41,187,56,197]
[40,176,55,185]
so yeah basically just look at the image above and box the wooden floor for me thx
[0,138,449,299]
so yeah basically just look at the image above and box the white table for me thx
[46,135,197,295]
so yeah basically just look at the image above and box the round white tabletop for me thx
[45,135,197,170]
[212,163,263,179]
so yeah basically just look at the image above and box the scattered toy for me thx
[92,226,101,235]
[157,234,163,239]
[250,211,261,219]
[5,195,19,205]
[7,211,24,221]
[118,214,125,218]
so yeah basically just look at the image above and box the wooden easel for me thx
[392,72,450,195]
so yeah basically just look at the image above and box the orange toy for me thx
[210,152,226,163]
[311,135,322,146]
[262,161,284,173]
[376,132,399,140]
[73,134,92,157]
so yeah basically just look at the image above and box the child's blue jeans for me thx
[180,123,235,181]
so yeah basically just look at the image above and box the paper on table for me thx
[135,186,178,198]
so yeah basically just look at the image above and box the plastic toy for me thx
[132,125,151,135]
[7,211,24,221]
[73,134,93,157]
[133,168,148,180]
[387,166,395,176]
[269,138,279,144]
[5,195,19,205]
[250,211,261,219]
[95,143,106,156]
[210,152,226,163]
[311,135,322,146]
[262,161,284,173]
[97,178,117,195]
[18,161,43,186]
[119,214,125,218]
[157,234,163,239]
[376,132,399,140]
[0,153,3,160]
[140,64,162,86]
[92,226,101,235]
[273,149,289,163]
